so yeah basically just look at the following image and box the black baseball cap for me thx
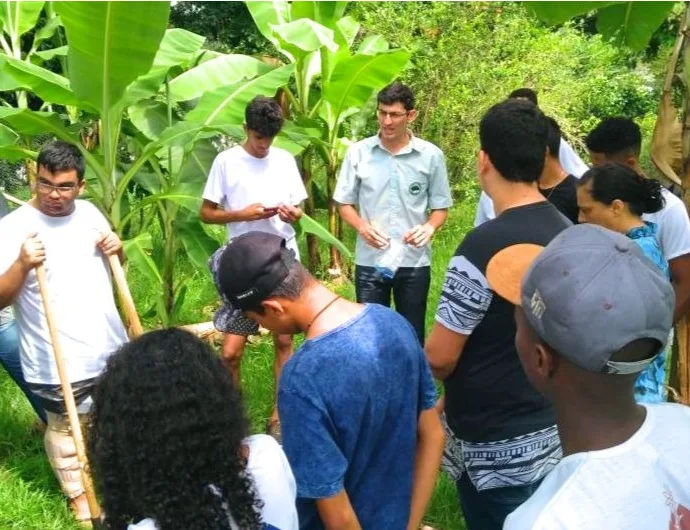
[217,232,293,311]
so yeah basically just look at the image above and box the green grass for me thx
[0,202,475,529]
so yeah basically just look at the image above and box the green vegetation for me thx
[0,1,682,528]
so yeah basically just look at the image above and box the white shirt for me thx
[0,201,127,384]
[128,434,298,530]
[642,188,690,261]
[504,404,690,530]
[474,139,588,227]
[203,145,308,256]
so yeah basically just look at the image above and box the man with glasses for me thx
[0,140,127,522]
[334,81,453,342]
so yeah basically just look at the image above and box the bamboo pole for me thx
[107,255,144,338]
[35,265,102,526]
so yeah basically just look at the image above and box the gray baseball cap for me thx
[488,224,674,375]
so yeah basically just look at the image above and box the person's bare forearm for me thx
[0,259,30,309]
[200,205,246,225]
[317,491,362,530]
[407,410,446,530]
[426,209,448,231]
[338,204,364,231]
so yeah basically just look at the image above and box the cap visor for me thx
[487,244,544,305]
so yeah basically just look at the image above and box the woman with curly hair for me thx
[577,162,671,403]
[87,328,298,530]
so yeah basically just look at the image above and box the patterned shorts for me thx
[209,245,260,337]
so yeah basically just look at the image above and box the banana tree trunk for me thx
[299,149,321,272]
[326,160,342,276]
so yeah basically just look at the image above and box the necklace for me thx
[541,170,568,200]
[306,296,341,332]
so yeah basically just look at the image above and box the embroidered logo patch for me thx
[530,289,546,319]
[408,182,422,195]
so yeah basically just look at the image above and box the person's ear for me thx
[478,150,490,175]
[611,198,625,216]
[534,343,557,379]
[407,109,418,124]
[78,179,85,196]
[261,299,285,317]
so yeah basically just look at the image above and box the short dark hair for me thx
[578,162,665,216]
[480,99,548,183]
[545,116,561,158]
[377,81,415,111]
[250,250,310,314]
[37,140,85,181]
[585,117,641,157]
[508,88,538,106]
[245,95,284,138]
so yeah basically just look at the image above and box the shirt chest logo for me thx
[408,182,422,195]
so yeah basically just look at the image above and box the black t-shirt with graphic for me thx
[436,201,571,442]
[539,174,579,224]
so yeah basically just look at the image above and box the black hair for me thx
[245,95,284,138]
[585,117,641,157]
[545,116,561,158]
[377,81,415,111]
[250,250,310,314]
[37,140,85,181]
[88,329,262,530]
[508,88,538,106]
[578,162,665,216]
[479,99,548,183]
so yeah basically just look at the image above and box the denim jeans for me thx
[457,472,542,530]
[354,265,431,343]
[0,319,47,423]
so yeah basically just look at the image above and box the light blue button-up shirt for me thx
[334,134,453,267]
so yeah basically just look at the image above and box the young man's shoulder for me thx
[410,135,443,156]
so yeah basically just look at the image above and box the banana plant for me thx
[246,0,410,274]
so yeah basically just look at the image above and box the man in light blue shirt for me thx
[334,82,453,342]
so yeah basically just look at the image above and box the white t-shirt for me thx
[642,188,690,261]
[128,434,298,530]
[203,145,308,256]
[0,201,127,384]
[474,139,588,227]
[504,403,690,530]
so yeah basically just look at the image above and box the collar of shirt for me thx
[368,131,424,156]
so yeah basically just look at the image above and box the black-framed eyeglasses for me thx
[37,180,78,195]
[376,109,409,120]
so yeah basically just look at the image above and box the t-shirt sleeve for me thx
[558,138,589,178]
[659,197,690,261]
[435,249,493,335]
[202,155,226,206]
[428,149,453,210]
[278,386,347,499]
[333,147,359,205]
[0,215,23,275]
[418,350,437,411]
[286,154,308,205]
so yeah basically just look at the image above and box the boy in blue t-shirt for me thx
[214,231,445,530]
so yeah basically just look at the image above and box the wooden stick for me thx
[35,264,102,525]
[107,255,144,338]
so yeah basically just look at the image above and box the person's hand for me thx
[18,233,45,270]
[96,231,122,257]
[358,222,389,249]
[242,203,278,221]
[404,223,435,248]
[277,204,302,224]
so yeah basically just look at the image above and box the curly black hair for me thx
[87,328,262,530]
[377,81,415,111]
[245,95,284,138]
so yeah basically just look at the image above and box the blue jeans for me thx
[457,472,542,530]
[355,265,430,343]
[0,319,46,423]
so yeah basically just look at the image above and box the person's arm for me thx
[426,325,469,380]
[199,199,277,225]
[670,254,690,322]
[425,250,492,380]
[407,408,445,530]
[0,234,44,309]
[316,491,362,530]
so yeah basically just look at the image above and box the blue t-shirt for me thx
[278,304,437,530]
[627,222,671,404]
